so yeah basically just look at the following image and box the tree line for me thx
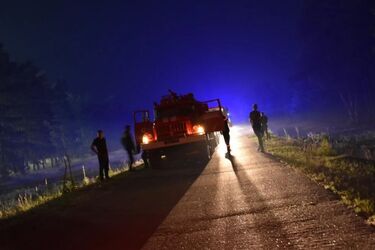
[0,45,91,177]
[290,0,375,124]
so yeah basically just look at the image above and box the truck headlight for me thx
[193,125,205,135]
[142,133,153,144]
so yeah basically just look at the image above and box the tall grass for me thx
[266,134,375,225]
[0,183,63,219]
[0,161,142,219]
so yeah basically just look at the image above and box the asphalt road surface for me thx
[0,126,374,249]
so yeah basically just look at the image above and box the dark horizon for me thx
[2,1,374,126]
[0,1,305,123]
[1,0,374,153]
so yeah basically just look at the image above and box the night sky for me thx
[2,0,373,132]
[0,1,302,124]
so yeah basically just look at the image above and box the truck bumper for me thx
[141,134,206,151]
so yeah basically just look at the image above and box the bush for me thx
[318,135,334,156]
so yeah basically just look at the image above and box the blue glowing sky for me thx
[1,1,373,127]
[0,1,302,123]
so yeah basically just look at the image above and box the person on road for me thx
[121,125,136,171]
[222,116,231,154]
[249,104,265,152]
[261,112,270,140]
[91,130,110,180]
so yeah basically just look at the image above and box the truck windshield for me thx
[156,106,195,119]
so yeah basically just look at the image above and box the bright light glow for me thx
[197,125,205,135]
[142,133,153,144]
[193,125,205,135]
[142,135,150,144]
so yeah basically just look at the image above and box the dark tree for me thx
[293,0,375,124]
[0,45,91,177]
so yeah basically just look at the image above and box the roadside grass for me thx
[0,161,144,220]
[265,136,375,225]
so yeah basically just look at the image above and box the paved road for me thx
[0,126,374,249]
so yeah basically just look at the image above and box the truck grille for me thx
[156,122,187,140]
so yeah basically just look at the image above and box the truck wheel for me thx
[209,133,218,152]
[142,150,150,168]
[215,132,221,145]
[149,150,162,168]
[199,141,211,161]
[206,133,217,156]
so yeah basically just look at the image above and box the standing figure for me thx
[261,112,270,140]
[91,130,110,180]
[121,125,135,171]
[249,104,265,152]
[222,116,231,154]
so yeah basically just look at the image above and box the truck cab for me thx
[134,91,225,167]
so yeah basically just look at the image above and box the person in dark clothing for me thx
[222,116,231,154]
[91,130,110,180]
[121,125,135,171]
[261,112,270,140]
[249,104,264,152]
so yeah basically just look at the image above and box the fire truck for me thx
[134,90,226,167]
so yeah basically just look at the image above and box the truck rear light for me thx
[142,133,154,144]
[192,125,205,135]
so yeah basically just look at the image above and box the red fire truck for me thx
[134,90,226,167]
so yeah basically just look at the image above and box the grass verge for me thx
[266,136,375,225]
[0,162,143,220]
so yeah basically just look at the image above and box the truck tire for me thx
[149,150,162,168]
[206,132,217,156]
[198,141,211,161]
[142,150,150,168]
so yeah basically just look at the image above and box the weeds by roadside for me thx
[266,135,375,225]
[0,161,143,219]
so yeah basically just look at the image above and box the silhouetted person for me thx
[91,130,110,180]
[121,125,135,171]
[261,112,270,140]
[222,116,231,154]
[249,104,264,152]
